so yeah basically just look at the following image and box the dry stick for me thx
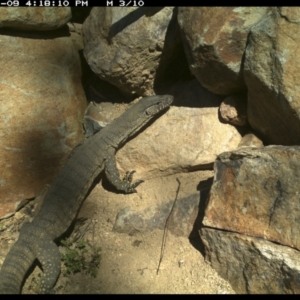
[156,178,181,275]
[73,219,92,243]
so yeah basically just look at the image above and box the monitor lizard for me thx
[0,94,173,294]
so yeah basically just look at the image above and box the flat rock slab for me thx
[78,170,214,239]
[113,193,201,237]
[117,106,242,180]
[201,228,300,294]
[203,145,300,251]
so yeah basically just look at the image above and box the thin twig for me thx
[72,219,92,243]
[156,178,181,275]
[92,220,96,244]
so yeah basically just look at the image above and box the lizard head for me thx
[141,94,174,117]
[108,94,174,146]
[126,94,174,138]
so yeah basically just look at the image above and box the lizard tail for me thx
[0,233,36,294]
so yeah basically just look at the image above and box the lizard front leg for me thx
[104,147,143,193]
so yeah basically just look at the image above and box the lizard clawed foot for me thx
[122,170,144,193]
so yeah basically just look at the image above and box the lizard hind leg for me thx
[34,238,61,294]
[104,148,144,193]
[122,171,144,193]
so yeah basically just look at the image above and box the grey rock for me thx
[113,193,200,237]
[203,146,300,251]
[201,228,300,294]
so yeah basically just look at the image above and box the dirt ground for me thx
[0,171,235,294]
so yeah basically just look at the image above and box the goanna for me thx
[0,94,173,294]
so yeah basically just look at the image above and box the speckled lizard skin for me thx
[0,95,173,294]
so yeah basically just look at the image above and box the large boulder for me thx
[204,146,300,250]
[0,7,71,31]
[0,29,86,219]
[244,7,300,145]
[201,146,300,293]
[178,7,272,95]
[82,7,181,96]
